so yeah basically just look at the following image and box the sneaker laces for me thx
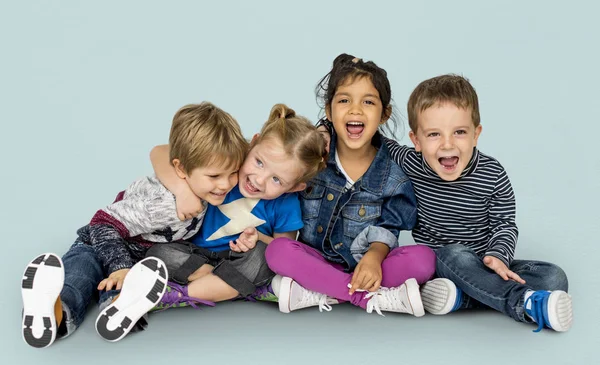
[365,287,407,316]
[300,290,333,312]
[158,282,215,311]
[525,291,550,332]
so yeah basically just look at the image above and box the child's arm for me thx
[229,229,297,252]
[349,178,418,293]
[483,168,524,283]
[89,178,206,285]
[349,242,389,294]
[150,144,204,221]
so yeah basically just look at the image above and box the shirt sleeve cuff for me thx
[353,226,399,251]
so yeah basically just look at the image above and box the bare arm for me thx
[150,144,204,220]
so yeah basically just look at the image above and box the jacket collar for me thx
[327,130,390,194]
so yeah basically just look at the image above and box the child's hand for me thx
[349,254,382,294]
[175,189,204,221]
[483,256,526,284]
[229,227,259,253]
[317,125,331,153]
[98,268,131,291]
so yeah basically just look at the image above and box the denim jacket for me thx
[298,131,418,271]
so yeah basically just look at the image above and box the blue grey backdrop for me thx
[1,1,598,364]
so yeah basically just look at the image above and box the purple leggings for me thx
[265,238,436,309]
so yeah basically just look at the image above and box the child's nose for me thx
[349,102,363,115]
[442,136,454,149]
[255,174,266,185]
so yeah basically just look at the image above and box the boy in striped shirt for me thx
[319,74,573,332]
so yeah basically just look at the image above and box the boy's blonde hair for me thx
[169,102,248,173]
[252,104,327,183]
[408,74,480,132]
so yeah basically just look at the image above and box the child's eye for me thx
[256,159,263,167]
[272,176,281,185]
[364,100,375,105]
[338,98,349,104]
[455,130,467,135]
[427,132,439,138]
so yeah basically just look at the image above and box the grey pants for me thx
[146,241,274,297]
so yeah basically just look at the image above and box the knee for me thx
[539,263,569,292]
[436,244,477,265]
[400,245,436,280]
[265,238,299,272]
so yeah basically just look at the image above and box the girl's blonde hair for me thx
[252,104,327,183]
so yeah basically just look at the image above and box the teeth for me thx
[347,122,363,126]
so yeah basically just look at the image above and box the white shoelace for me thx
[300,290,333,312]
[365,287,407,316]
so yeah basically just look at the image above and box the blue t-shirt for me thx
[191,185,303,251]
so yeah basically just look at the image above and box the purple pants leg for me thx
[265,238,435,309]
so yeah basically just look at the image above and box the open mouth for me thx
[244,177,260,193]
[210,191,227,198]
[346,121,364,139]
[438,156,459,171]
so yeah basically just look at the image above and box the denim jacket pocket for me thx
[300,183,326,219]
[342,203,381,240]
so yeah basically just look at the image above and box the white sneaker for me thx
[21,253,64,348]
[420,278,462,315]
[95,257,168,342]
[365,278,425,317]
[277,276,338,313]
[524,290,573,332]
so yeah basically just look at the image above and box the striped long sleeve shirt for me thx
[385,138,518,266]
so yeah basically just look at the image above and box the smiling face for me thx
[174,159,239,206]
[238,136,306,200]
[409,102,482,181]
[326,76,389,154]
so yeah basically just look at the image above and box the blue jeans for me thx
[60,243,119,336]
[434,244,568,322]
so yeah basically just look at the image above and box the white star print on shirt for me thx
[206,197,267,241]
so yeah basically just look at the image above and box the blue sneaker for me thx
[524,290,573,332]
[420,278,463,315]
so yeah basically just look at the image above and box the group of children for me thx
[20,53,573,349]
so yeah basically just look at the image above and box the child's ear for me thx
[325,105,332,121]
[408,131,422,152]
[172,159,188,179]
[473,124,483,145]
[381,105,392,124]
[251,133,260,145]
[288,182,307,193]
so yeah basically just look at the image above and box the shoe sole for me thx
[405,278,425,317]
[278,276,294,313]
[547,291,573,332]
[21,253,64,348]
[420,278,457,315]
[95,257,168,342]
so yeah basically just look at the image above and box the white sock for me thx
[523,290,535,321]
[271,275,283,297]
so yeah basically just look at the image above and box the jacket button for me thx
[317,225,323,233]
[327,193,334,201]
[359,206,366,216]
[335,243,343,249]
